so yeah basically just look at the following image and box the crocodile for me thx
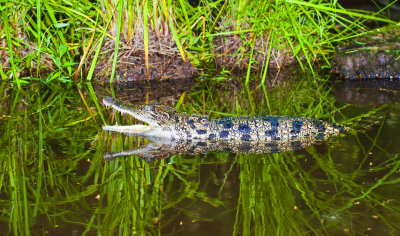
[103,97,346,160]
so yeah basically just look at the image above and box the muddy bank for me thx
[2,30,301,83]
[331,26,400,80]
[92,42,199,82]
[93,32,299,83]
[213,33,298,73]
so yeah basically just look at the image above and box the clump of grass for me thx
[0,0,398,85]
[0,0,96,84]
[208,0,398,82]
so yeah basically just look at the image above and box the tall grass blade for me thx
[261,30,274,85]
[1,9,20,88]
[87,10,116,81]
[144,0,150,81]
[288,0,397,23]
[245,33,257,84]
[36,0,41,77]
[168,7,187,62]
[177,0,192,42]
[110,0,123,83]
[74,16,98,80]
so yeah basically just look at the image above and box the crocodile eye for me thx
[143,105,153,111]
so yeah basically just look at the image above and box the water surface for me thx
[1,74,400,235]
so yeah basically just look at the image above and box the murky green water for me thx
[1,73,400,235]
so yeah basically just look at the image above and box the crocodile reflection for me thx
[103,97,346,162]
[104,138,328,162]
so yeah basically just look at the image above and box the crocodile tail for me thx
[338,109,387,135]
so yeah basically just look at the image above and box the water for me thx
[1,73,400,235]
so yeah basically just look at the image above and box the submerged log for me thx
[332,26,400,79]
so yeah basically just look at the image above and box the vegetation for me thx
[1,0,398,85]
[2,0,400,234]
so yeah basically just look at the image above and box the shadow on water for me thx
[1,73,400,235]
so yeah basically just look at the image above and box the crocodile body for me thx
[103,97,346,160]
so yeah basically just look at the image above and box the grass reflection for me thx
[1,75,400,235]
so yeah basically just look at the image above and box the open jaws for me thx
[102,97,158,134]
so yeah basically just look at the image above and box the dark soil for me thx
[213,33,297,73]
[331,26,400,80]
[93,50,199,82]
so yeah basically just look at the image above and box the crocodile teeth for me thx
[103,124,151,134]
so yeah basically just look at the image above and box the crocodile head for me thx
[103,97,178,139]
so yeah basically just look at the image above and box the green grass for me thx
[0,0,398,85]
